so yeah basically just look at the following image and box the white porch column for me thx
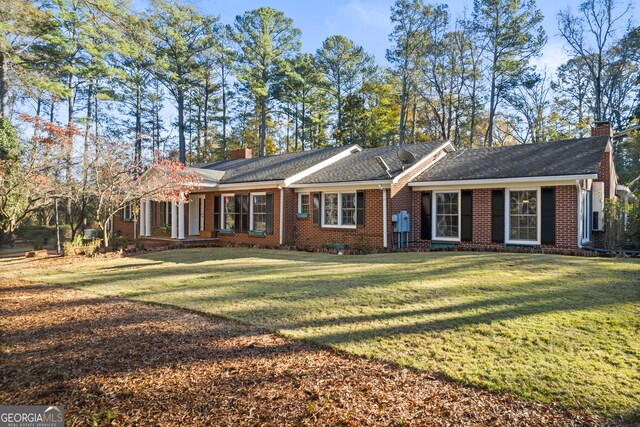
[144,198,152,236]
[178,192,185,240]
[139,199,146,237]
[171,201,178,239]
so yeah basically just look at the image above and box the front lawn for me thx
[4,249,639,419]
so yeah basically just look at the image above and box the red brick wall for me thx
[412,185,579,250]
[597,151,616,200]
[295,189,386,250]
[113,215,136,238]
[392,149,447,247]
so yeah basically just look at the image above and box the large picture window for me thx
[251,194,267,231]
[322,192,356,227]
[434,192,459,239]
[508,190,538,242]
[222,194,235,230]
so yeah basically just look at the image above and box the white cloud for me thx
[532,41,568,76]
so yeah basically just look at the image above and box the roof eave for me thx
[409,174,599,188]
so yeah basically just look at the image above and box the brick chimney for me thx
[591,120,613,137]
[230,148,252,160]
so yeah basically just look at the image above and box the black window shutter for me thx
[119,207,124,221]
[234,195,241,232]
[492,190,505,243]
[420,192,432,240]
[241,195,249,233]
[312,193,320,226]
[461,190,473,241]
[541,188,556,245]
[213,195,220,230]
[265,193,274,235]
[356,191,365,226]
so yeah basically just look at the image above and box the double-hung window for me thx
[298,193,310,214]
[251,193,267,231]
[122,202,134,221]
[222,194,235,230]
[433,191,459,240]
[507,189,539,243]
[322,192,356,228]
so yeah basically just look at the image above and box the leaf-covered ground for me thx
[0,277,610,426]
[8,248,638,419]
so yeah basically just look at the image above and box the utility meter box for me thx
[396,211,410,232]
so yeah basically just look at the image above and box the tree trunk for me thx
[398,72,408,146]
[0,52,8,119]
[411,99,417,144]
[294,103,299,152]
[203,73,209,160]
[83,81,93,188]
[221,63,227,158]
[177,88,186,164]
[135,73,142,167]
[260,95,267,156]
[301,98,306,151]
[486,67,497,147]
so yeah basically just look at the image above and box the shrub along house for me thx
[114,122,626,252]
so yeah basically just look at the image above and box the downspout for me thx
[279,186,284,245]
[576,180,582,249]
[383,188,388,249]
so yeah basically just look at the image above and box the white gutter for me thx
[279,186,284,245]
[383,188,388,249]
[410,174,598,187]
[217,180,284,190]
[576,180,583,249]
[289,180,393,189]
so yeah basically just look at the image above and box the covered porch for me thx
[138,192,210,240]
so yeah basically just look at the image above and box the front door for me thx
[189,195,206,235]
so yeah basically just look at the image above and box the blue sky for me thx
[193,0,638,73]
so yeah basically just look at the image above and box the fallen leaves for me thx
[0,278,612,426]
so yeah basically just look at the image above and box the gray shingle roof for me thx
[413,136,609,182]
[200,145,354,183]
[294,142,447,184]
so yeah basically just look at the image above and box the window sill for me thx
[321,225,357,229]
[296,213,311,219]
[249,230,266,237]
[505,240,538,246]
[432,237,460,242]
[218,229,235,235]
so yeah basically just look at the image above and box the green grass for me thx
[3,248,639,419]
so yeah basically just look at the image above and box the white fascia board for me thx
[216,180,284,191]
[283,146,362,186]
[392,141,455,184]
[409,174,598,190]
[290,180,392,192]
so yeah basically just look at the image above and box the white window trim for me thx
[297,193,310,214]
[250,192,267,231]
[221,193,234,230]
[123,202,134,221]
[321,192,357,229]
[505,188,541,245]
[432,190,461,242]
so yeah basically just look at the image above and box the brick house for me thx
[114,122,628,252]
